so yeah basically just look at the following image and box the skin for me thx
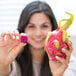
[0,12,73,76]
[0,32,26,75]
[25,12,52,62]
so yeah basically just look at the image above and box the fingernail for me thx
[16,36,19,40]
[56,56,59,59]
[4,35,7,40]
[62,48,65,52]
[12,35,15,39]
[20,33,27,36]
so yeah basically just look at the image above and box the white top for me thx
[0,55,76,76]
[32,60,41,76]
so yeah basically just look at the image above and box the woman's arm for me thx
[0,60,21,76]
[0,32,26,76]
[0,65,11,76]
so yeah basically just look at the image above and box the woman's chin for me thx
[30,44,44,50]
[35,45,44,49]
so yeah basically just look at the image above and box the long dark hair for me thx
[16,1,58,76]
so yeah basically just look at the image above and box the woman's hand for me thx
[49,40,73,76]
[0,31,26,75]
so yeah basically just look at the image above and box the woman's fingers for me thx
[6,32,22,53]
[55,56,68,71]
[0,31,27,66]
[61,40,73,63]
[7,43,26,63]
[0,32,5,38]
[0,33,10,46]
[62,48,71,63]
[56,56,68,65]
[67,40,73,52]
[0,33,5,41]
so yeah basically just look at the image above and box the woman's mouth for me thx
[33,38,45,42]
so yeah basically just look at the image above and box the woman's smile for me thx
[33,38,44,42]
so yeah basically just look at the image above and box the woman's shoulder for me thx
[8,60,21,76]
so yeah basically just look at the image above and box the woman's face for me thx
[25,12,52,49]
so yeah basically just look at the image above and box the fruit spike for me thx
[45,12,74,61]
[62,30,68,42]
[20,33,28,43]
[45,32,51,43]
[59,12,74,30]
[54,40,60,51]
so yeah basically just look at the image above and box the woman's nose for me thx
[35,28,42,36]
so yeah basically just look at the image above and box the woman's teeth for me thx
[34,38,43,41]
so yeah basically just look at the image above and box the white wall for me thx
[46,0,76,36]
[0,0,76,35]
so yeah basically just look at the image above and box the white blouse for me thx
[0,55,76,76]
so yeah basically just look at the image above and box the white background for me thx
[0,0,76,36]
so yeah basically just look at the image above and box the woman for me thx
[0,1,75,76]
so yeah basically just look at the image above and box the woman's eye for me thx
[29,26,34,28]
[42,25,49,28]
[28,25,35,28]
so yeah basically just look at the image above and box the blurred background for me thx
[0,0,76,57]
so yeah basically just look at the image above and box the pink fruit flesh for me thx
[20,35,28,43]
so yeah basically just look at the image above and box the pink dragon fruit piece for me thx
[20,33,28,43]
[45,12,74,61]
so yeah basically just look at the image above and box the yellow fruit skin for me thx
[62,31,68,42]
[45,32,51,43]
[59,12,74,30]
[54,40,60,51]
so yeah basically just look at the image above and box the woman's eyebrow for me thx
[28,23,34,25]
[28,22,51,26]
[42,22,51,25]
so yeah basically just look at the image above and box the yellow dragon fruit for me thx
[45,12,74,61]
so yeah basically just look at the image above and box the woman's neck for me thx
[29,46,45,62]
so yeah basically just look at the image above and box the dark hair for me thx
[16,1,58,76]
